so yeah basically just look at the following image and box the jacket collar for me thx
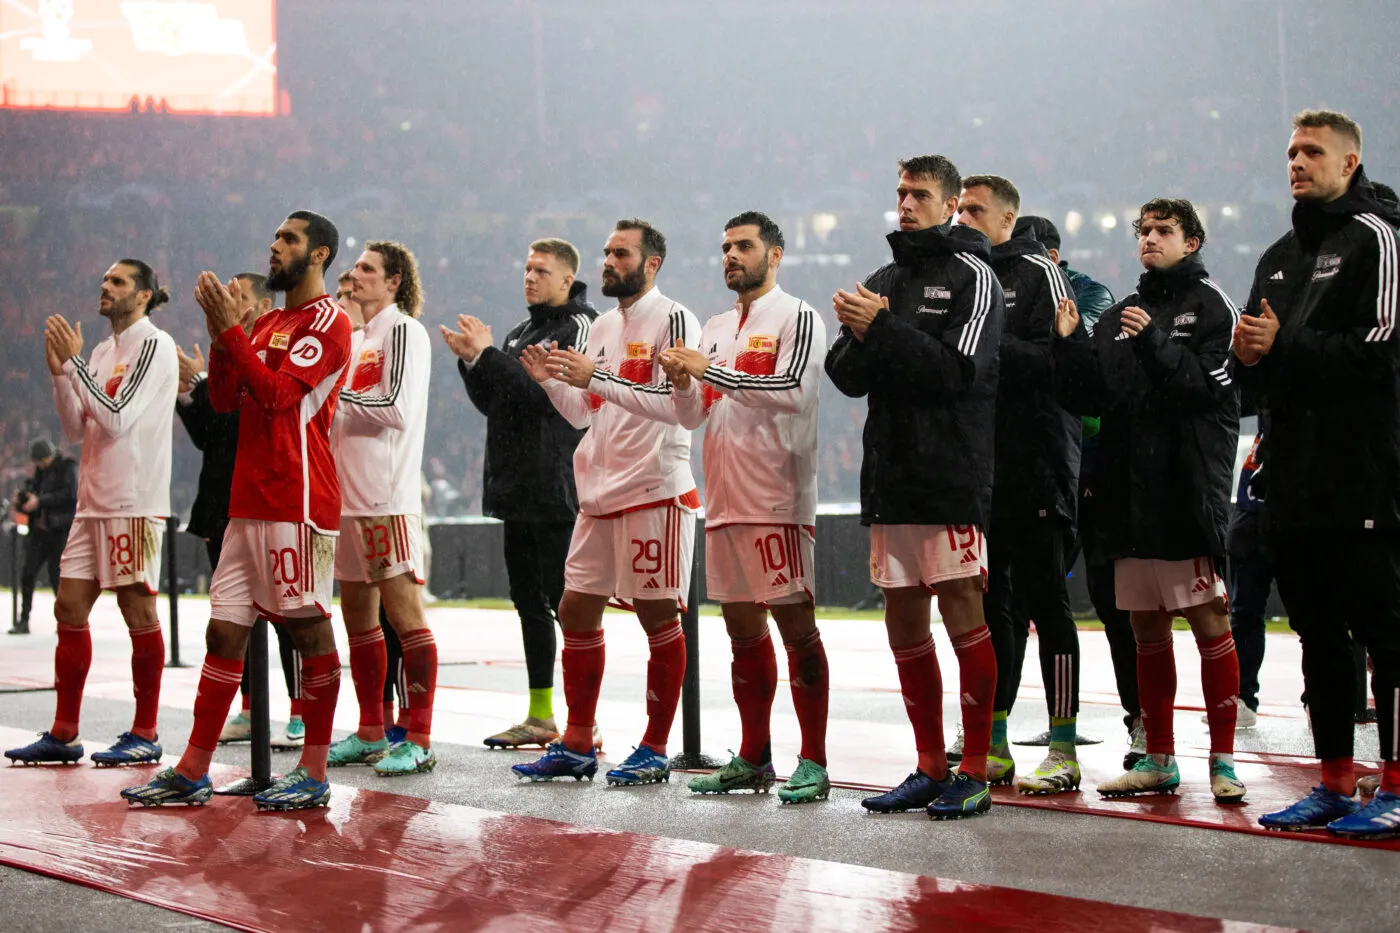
[886,220,992,267]
[989,233,1050,267]
[1291,165,1400,249]
[529,281,593,325]
[617,285,667,318]
[734,284,787,317]
[112,314,156,348]
[1137,253,1208,305]
[362,303,401,339]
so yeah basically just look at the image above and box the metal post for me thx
[248,619,272,785]
[670,553,721,770]
[214,619,275,795]
[165,519,182,667]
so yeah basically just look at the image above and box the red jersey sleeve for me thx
[220,302,352,412]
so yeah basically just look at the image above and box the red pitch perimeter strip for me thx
[0,757,1295,933]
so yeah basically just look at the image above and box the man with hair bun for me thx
[445,236,598,752]
[1239,110,1400,838]
[6,259,179,767]
[325,240,439,776]
[1052,197,1245,805]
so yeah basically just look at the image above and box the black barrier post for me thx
[214,618,276,795]
[10,525,19,630]
[165,520,183,667]
[670,564,723,770]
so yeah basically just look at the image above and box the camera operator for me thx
[11,438,77,635]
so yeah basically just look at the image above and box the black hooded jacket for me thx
[825,222,1004,527]
[1053,253,1240,560]
[987,234,1082,524]
[460,281,598,523]
[1239,166,1400,533]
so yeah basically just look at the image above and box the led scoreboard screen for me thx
[0,1,277,115]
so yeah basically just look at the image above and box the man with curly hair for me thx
[324,240,439,776]
[1053,198,1245,804]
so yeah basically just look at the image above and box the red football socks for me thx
[1322,756,1357,797]
[785,629,829,766]
[641,620,686,755]
[298,651,341,782]
[893,635,946,780]
[1137,637,1177,757]
[951,625,997,782]
[347,627,388,739]
[400,628,438,747]
[177,653,244,781]
[561,629,605,754]
[128,622,165,739]
[730,629,777,765]
[50,626,93,741]
[1381,759,1400,795]
[1197,630,1240,756]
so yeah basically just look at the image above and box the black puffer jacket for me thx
[988,234,1081,524]
[460,282,597,523]
[30,452,78,533]
[1053,253,1240,560]
[825,222,1004,527]
[1239,166,1400,533]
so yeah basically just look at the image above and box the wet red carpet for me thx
[0,742,1295,933]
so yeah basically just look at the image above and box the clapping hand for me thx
[833,283,887,340]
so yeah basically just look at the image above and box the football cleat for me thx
[945,723,964,764]
[385,724,408,745]
[484,719,559,750]
[326,733,390,766]
[861,769,948,813]
[928,772,992,820]
[1327,791,1400,840]
[282,717,306,747]
[121,767,213,807]
[1097,755,1181,797]
[91,732,162,768]
[512,741,598,782]
[1258,785,1358,832]
[605,745,671,786]
[1210,758,1247,804]
[373,741,437,776]
[778,757,832,805]
[5,732,84,766]
[987,747,1016,787]
[687,753,775,795]
[1016,750,1081,795]
[253,766,331,811]
[1124,718,1148,770]
[218,712,252,744]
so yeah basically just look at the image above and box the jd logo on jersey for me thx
[289,336,323,367]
